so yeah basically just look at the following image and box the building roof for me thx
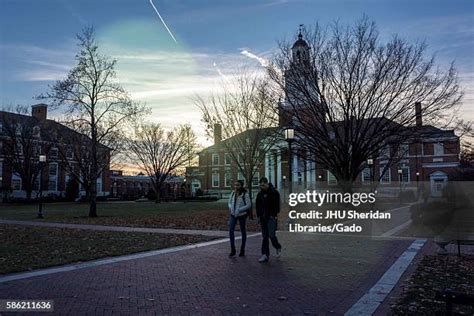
[200,127,279,154]
[292,33,309,49]
[0,110,111,151]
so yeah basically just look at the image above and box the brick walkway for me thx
[0,232,412,315]
[0,219,229,237]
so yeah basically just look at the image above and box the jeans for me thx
[229,215,247,251]
[261,217,281,256]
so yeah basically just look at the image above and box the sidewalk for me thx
[0,232,412,315]
[0,219,229,237]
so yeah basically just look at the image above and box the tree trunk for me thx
[155,190,161,203]
[25,189,32,202]
[89,182,98,217]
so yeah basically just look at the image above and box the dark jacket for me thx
[256,184,280,219]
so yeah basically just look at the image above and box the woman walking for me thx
[228,180,251,257]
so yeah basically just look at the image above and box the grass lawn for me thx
[0,200,260,231]
[0,224,217,275]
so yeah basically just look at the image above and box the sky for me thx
[1,0,473,146]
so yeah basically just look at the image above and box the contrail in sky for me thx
[240,50,269,67]
[149,0,177,43]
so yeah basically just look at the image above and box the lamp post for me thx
[367,158,374,192]
[284,127,295,194]
[398,168,403,205]
[416,171,420,200]
[37,154,46,219]
[183,178,187,203]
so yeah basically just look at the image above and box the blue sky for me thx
[1,0,473,145]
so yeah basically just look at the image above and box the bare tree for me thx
[39,26,147,217]
[127,123,198,203]
[0,105,53,201]
[195,71,281,198]
[269,17,462,190]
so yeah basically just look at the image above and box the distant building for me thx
[109,170,186,200]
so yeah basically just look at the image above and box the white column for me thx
[270,152,275,185]
[277,152,282,189]
[264,153,270,179]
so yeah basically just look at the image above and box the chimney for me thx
[415,102,422,127]
[214,124,222,144]
[32,104,48,121]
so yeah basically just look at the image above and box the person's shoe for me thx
[229,249,236,257]
[258,254,269,263]
[276,248,282,258]
[239,249,245,257]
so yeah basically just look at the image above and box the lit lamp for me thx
[284,127,295,193]
[37,155,47,219]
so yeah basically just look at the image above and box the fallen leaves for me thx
[0,224,216,274]
[391,254,474,315]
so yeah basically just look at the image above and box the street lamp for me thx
[37,154,47,219]
[284,127,295,194]
[416,171,420,200]
[398,168,403,205]
[183,178,187,203]
[367,158,374,192]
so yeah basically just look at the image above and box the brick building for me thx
[188,32,460,198]
[0,104,110,200]
[109,170,186,200]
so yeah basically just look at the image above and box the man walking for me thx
[256,177,282,263]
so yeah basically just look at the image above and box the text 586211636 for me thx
[0,300,54,312]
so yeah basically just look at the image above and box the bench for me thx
[455,239,474,256]
[435,289,474,315]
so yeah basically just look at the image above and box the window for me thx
[327,171,337,185]
[33,126,40,138]
[224,153,232,165]
[252,172,260,187]
[212,169,219,187]
[50,148,58,160]
[399,144,409,157]
[297,171,303,185]
[212,154,219,166]
[399,166,410,183]
[237,172,245,183]
[33,144,41,157]
[361,168,371,183]
[66,148,74,160]
[224,168,232,187]
[33,174,40,191]
[380,145,390,159]
[380,165,391,184]
[48,163,58,191]
[11,173,21,190]
[434,143,444,156]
